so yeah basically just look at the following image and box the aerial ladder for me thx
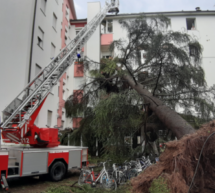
[0,0,119,148]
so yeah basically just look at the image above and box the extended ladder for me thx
[1,1,117,134]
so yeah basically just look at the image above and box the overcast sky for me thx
[74,0,215,19]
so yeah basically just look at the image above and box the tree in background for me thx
[65,15,215,161]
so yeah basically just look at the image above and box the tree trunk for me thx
[122,74,195,139]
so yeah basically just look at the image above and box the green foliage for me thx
[100,58,118,75]
[149,177,170,193]
[67,90,144,162]
[180,113,208,129]
[65,14,215,161]
[91,91,143,139]
[109,14,214,121]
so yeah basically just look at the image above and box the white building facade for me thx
[0,0,78,132]
[68,5,215,148]
[0,0,215,138]
[71,5,215,88]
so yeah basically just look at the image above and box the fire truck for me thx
[0,0,119,190]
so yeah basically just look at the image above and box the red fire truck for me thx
[0,145,88,190]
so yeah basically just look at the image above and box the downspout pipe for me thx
[28,0,37,83]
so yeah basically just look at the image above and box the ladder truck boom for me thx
[0,0,119,147]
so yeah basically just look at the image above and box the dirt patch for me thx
[0,169,80,193]
[131,120,215,193]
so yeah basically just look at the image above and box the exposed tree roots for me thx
[131,120,215,193]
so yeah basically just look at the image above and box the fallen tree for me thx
[65,15,215,160]
[131,120,215,193]
[120,70,195,139]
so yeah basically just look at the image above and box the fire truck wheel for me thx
[49,161,66,181]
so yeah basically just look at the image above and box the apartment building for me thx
[0,0,77,131]
[66,3,215,139]
[71,3,215,88]
[0,0,215,137]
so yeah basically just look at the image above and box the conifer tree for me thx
[65,15,215,159]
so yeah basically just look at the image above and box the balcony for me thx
[74,62,84,77]
[101,33,113,46]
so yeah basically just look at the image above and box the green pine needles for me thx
[64,14,215,160]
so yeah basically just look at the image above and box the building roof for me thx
[70,19,87,23]
[71,9,215,22]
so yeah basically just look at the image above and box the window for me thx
[186,18,196,30]
[47,110,52,127]
[141,50,147,64]
[65,35,68,44]
[63,89,66,100]
[101,20,106,34]
[143,53,147,59]
[189,46,197,57]
[51,43,56,59]
[65,5,70,21]
[66,88,69,98]
[61,120,65,129]
[38,27,44,49]
[101,20,113,34]
[102,55,111,59]
[142,50,147,59]
[35,64,42,76]
[107,20,113,33]
[41,0,47,14]
[53,13,57,30]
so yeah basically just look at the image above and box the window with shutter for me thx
[41,0,47,14]
[38,27,44,49]
[53,13,57,30]
[51,43,56,59]
[35,64,42,76]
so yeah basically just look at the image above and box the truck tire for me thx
[49,161,66,181]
